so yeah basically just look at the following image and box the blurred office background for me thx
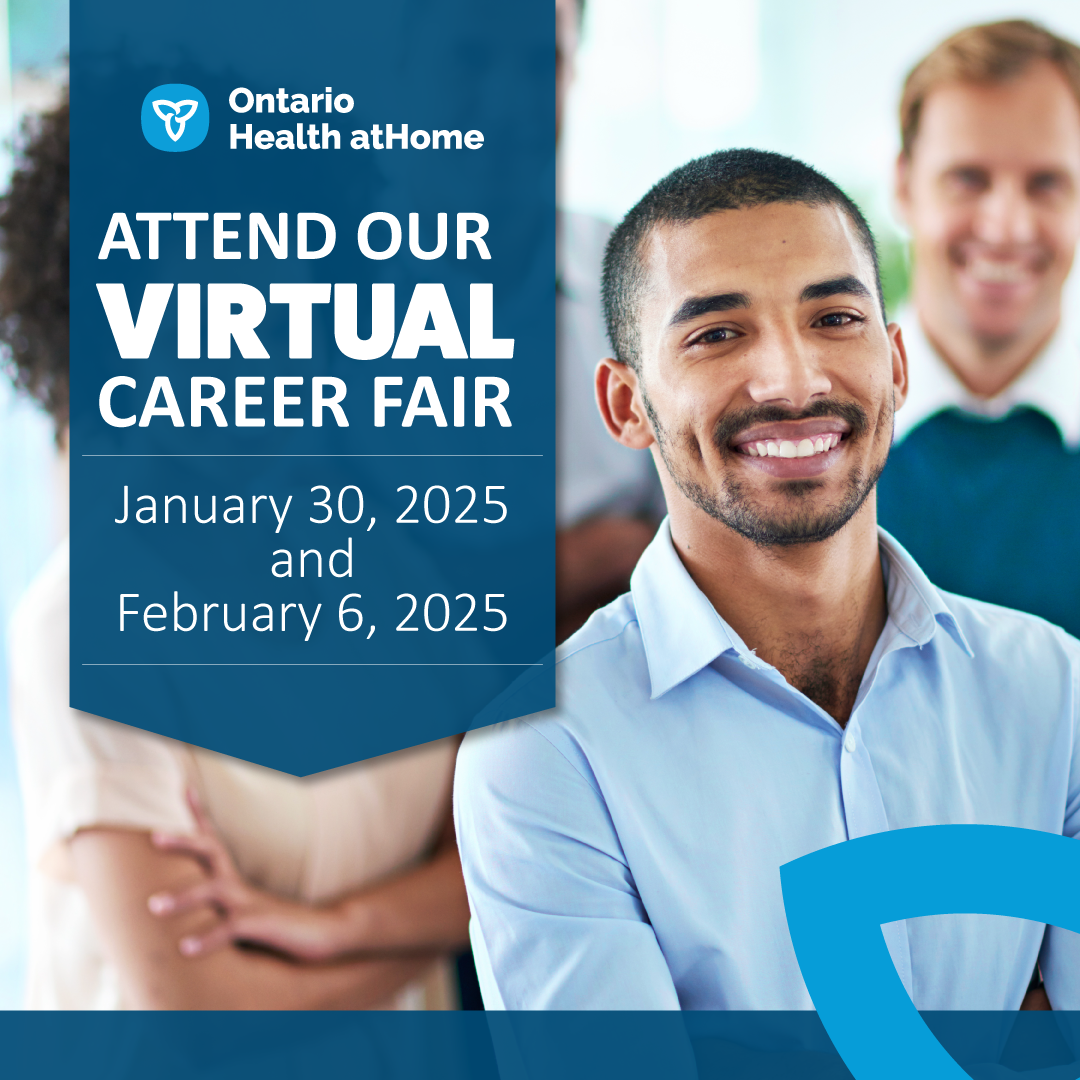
[0,0,67,1008]
[564,0,1080,313]
[1,0,1080,1006]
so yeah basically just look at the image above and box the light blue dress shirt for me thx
[455,522,1080,1010]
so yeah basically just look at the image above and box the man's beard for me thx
[643,392,891,548]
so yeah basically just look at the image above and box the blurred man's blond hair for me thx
[901,19,1080,156]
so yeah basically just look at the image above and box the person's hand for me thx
[147,789,352,962]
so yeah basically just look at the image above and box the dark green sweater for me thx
[877,406,1080,637]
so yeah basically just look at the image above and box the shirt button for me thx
[844,733,856,753]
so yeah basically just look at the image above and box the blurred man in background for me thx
[878,20,1080,635]
[555,0,663,639]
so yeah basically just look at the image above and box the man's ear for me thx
[596,358,656,449]
[889,322,909,411]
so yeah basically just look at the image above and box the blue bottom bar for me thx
[3,1011,1078,1080]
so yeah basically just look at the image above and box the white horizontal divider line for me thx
[81,453,544,458]
[82,662,544,667]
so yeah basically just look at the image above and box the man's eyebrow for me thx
[668,292,751,326]
[800,275,872,303]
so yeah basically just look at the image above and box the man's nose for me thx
[744,328,832,409]
[974,178,1038,245]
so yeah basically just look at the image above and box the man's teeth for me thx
[967,258,1028,284]
[743,433,842,458]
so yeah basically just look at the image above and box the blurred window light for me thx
[9,0,67,72]
[662,0,760,131]
[575,0,662,115]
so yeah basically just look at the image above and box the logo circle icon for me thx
[141,84,209,152]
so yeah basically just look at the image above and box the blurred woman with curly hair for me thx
[3,95,474,1011]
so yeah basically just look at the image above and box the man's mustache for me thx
[713,398,870,452]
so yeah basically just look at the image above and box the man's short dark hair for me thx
[601,148,884,371]
[0,93,69,435]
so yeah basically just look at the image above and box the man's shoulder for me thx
[550,593,655,738]
[557,590,639,658]
[555,591,654,699]
[938,585,1080,671]
[459,593,650,779]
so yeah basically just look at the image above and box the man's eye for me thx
[946,167,989,193]
[696,327,738,344]
[1029,172,1069,197]
[816,313,859,328]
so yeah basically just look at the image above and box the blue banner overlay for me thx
[70,0,555,773]
[6,1012,1080,1080]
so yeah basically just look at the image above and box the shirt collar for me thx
[876,528,973,657]
[894,307,1080,449]
[630,520,972,701]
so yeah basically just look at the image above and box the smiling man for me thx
[878,21,1080,635]
[454,149,1080,1010]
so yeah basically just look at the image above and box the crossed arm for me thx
[70,806,469,1010]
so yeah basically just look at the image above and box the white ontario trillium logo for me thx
[152,99,199,143]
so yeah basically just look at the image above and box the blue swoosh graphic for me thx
[782,825,1080,1080]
